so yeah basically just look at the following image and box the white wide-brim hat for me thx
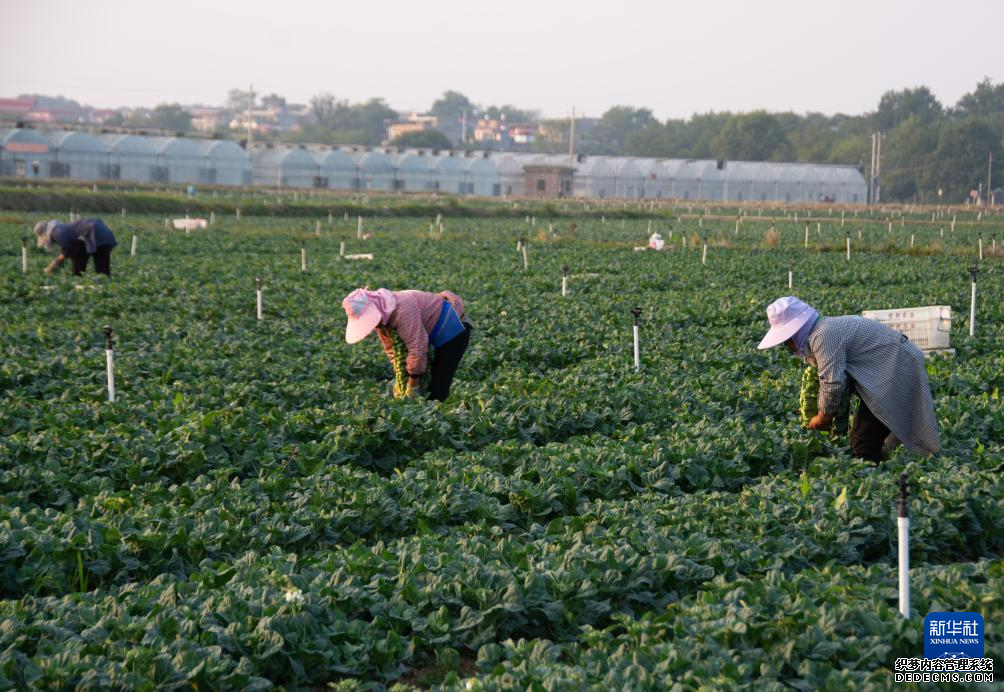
[342,289,382,344]
[757,296,816,349]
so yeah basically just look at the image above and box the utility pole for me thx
[568,107,576,166]
[461,109,467,146]
[988,152,993,206]
[870,132,882,205]
[246,83,254,148]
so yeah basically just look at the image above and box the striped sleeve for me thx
[393,295,429,376]
[375,327,395,365]
[812,325,848,415]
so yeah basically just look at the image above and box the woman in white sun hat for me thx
[758,296,940,461]
[342,287,471,402]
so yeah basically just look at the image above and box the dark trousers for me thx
[428,325,471,402]
[850,396,890,462]
[69,242,112,276]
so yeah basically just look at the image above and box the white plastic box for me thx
[861,305,952,351]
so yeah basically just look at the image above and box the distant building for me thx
[190,107,232,132]
[474,117,537,151]
[229,104,305,135]
[523,164,573,198]
[0,98,35,119]
[385,113,461,144]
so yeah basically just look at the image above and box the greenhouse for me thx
[430,154,466,195]
[661,160,697,200]
[45,131,107,180]
[250,146,318,188]
[638,159,670,199]
[354,150,394,191]
[147,136,203,184]
[99,134,157,182]
[0,128,54,178]
[573,157,615,199]
[609,158,645,199]
[313,148,357,191]
[465,156,499,197]
[690,161,724,201]
[490,153,525,197]
[485,155,526,198]
[199,139,250,186]
[1,126,871,203]
[393,152,431,192]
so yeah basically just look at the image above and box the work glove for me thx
[44,260,59,274]
[808,413,833,431]
[404,385,420,398]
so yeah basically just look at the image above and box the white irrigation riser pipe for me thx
[969,266,979,337]
[898,474,910,618]
[104,326,116,403]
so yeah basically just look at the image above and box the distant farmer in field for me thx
[34,218,118,276]
[757,296,940,461]
[342,288,472,402]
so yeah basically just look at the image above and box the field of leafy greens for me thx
[1,200,1002,690]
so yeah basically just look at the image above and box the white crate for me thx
[861,305,952,351]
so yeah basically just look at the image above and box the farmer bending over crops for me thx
[342,288,471,402]
[757,296,940,461]
[34,218,118,276]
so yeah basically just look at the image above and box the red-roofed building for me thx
[0,98,35,119]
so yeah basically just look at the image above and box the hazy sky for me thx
[2,0,1001,120]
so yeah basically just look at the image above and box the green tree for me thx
[388,129,454,149]
[430,91,475,119]
[954,78,1004,117]
[481,104,539,123]
[125,103,192,131]
[711,111,793,161]
[880,115,940,201]
[873,86,943,132]
[260,93,287,109]
[288,95,397,146]
[584,106,657,155]
[226,88,255,112]
[922,117,1003,202]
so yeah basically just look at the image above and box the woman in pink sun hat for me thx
[342,287,471,402]
[759,296,940,461]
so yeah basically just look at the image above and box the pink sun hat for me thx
[757,296,817,349]
[342,288,383,343]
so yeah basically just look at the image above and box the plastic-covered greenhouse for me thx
[638,159,670,199]
[489,154,525,197]
[313,149,357,190]
[465,156,499,197]
[146,136,203,184]
[45,131,107,180]
[199,139,250,186]
[573,157,615,199]
[430,155,466,194]
[251,146,317,188]
[354,150,394,191]
[690,161,724,201]
[393,152,431,192]
[99,134,157,182]
[5,127,871,202]
[0,128,54,178]
[607,158,644,199]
